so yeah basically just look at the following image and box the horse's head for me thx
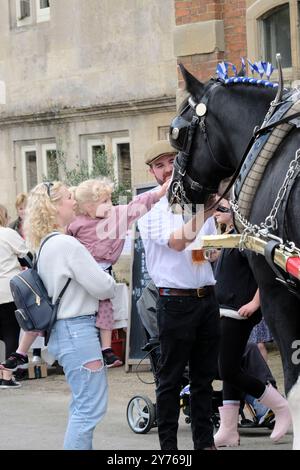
[168,65,234,207]
[168,64,276,207]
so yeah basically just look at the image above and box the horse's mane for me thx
[178,77,280,114]
[222,76,278,89]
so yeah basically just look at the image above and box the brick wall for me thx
[175,0,247,82]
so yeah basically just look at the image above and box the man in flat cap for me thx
[138,140,219,450]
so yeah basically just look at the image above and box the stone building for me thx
[0,0,177,214]
[0,0,299,282]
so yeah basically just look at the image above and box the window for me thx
[112,138,131,187]
[19,0,30,19]
[18,141,56,192]
[14,0,50,27]
[87,139,105,175]
[21,146,37,192]
[42,143,58,180]
[261,5,292,68]
[158,126,170,141]
[36,0,50,23]
[246,1,300,82]
[16,0,32,26]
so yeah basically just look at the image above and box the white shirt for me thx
[138,194,217,289]
[0,227,28,304]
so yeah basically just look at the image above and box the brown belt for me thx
[159,286,213,298]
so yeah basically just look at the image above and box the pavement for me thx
[0,349,293,451]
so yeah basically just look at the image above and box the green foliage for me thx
[44,149,132,205]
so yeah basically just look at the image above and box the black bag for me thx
[10,233,70,345]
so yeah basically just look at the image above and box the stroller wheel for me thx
[126,395,156,434]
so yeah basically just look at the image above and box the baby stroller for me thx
[126,281,275,434]
[126,334,275,434]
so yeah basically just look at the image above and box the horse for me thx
[167,65,300,446]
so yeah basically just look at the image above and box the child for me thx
[1,178,168,372]
[67,178,168,367]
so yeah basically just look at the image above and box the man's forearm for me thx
[168,211,206,251]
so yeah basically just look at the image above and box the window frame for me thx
[87,138,106,175]
[36,0,50,23]
[41,142,57,179]
[246,0,300,83]
[112,137,131,186]
[16,0,32,27]
[21,145,37,193]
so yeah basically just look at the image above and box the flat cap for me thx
[144,140,176,165]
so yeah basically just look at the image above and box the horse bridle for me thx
[169,79,233,208]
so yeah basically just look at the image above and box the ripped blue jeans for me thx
[48,315,107,450]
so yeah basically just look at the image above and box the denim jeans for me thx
[48,315,108,450]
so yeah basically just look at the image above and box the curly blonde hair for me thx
[75,178,113,214]
[24,182,66,251]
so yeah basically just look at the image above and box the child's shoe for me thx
[1,352,29,371]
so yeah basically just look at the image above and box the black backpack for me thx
[10,233,70,345]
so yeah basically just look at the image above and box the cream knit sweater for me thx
[37,233,116,320]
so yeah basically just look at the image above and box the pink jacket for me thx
[67,190,159,265]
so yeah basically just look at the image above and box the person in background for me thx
[213,198,291,447]
[0,204,28,389]
[9,193,27,239]
[9,192,42,366]
[138,140,220,450]
[249,318,273,363]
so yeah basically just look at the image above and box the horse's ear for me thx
[179,63,204,98]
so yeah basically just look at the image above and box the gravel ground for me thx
[0,346,293,450]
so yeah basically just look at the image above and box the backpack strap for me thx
[33,232,61,269]
[45,278,71,345]
[35,232,72,345]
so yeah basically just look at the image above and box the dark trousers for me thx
[156,291,220,450]
[219,312,266,400]
[0,301,20,359]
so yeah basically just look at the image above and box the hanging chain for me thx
[231,148,300,253]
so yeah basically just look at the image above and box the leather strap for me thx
[159,286,213,298]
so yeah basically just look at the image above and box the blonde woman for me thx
[0,204,28,389]
[3,182,116,449]
[68,178,168,367]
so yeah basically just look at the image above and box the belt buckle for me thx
[197,288,205,298]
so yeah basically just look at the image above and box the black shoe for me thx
[102,348,123,368]
[0,378,21,389]
[1,353,29,371]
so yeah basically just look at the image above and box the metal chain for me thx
[231,148,300,253]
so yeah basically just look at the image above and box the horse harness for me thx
[169,79,233,208]
[169,79,300,295]
[232,91,300,297]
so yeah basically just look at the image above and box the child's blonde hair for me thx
[75,178,114,212]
